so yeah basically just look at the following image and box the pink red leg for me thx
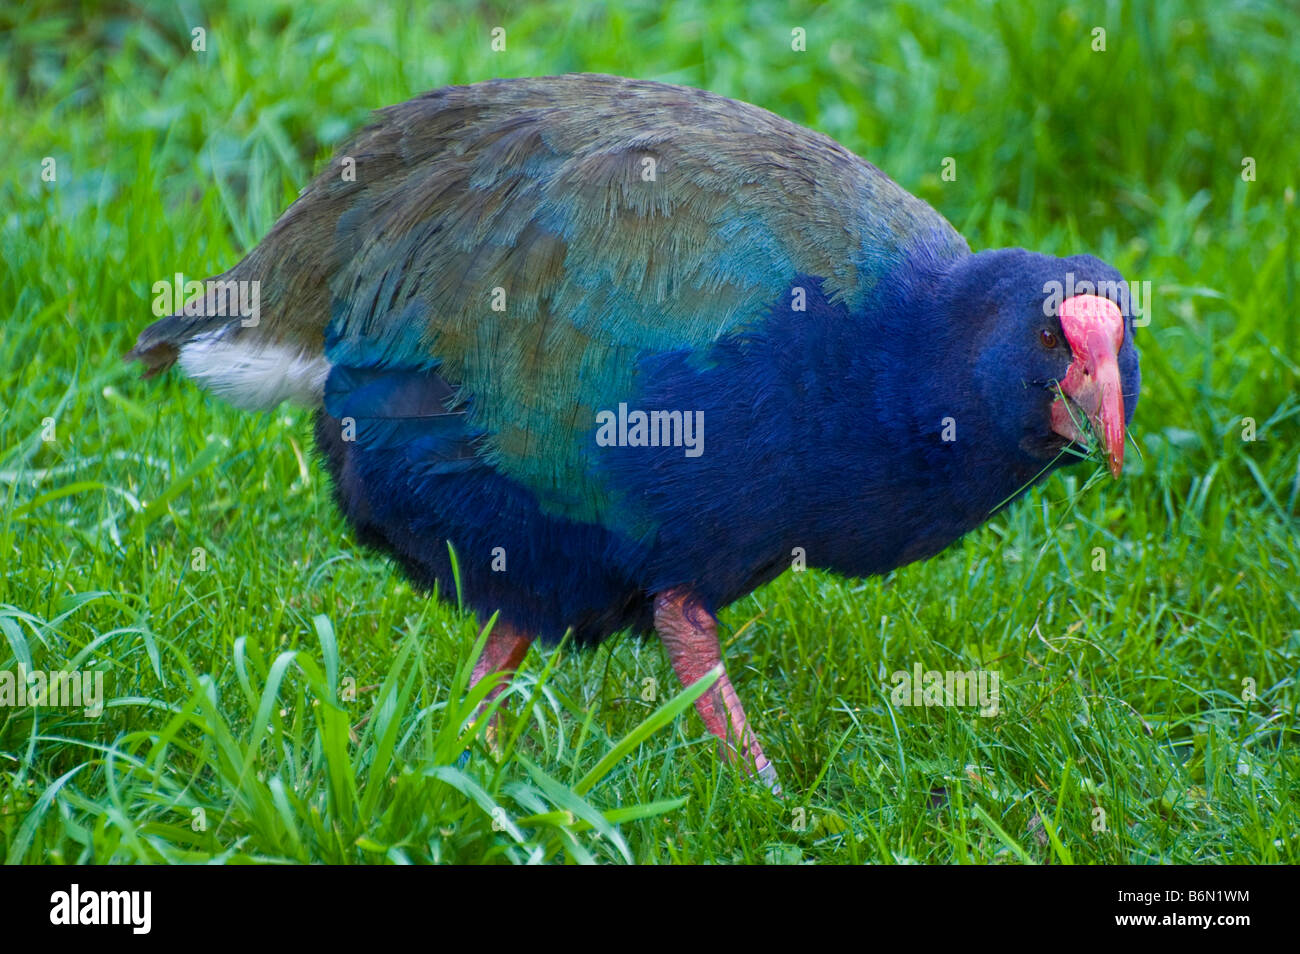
[468,622,532,750]
[469,621,532,701]
[653,587,780,793]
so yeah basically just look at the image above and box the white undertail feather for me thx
[178,333,331,411]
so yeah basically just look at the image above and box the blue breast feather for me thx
[316,267,1011,646]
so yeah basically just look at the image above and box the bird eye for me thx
[1040,329,1059,349]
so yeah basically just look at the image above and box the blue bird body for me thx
[129,74,1141,787]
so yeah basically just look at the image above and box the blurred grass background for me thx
[0,0,1297,863]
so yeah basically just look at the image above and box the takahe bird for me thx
[128,74,1140,791]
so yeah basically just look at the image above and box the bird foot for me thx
[755,760,783,797]
[716,740,783,796]
[482,717,505,760]
[464,708,507,761]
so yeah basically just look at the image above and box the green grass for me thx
[1,0,1297,864]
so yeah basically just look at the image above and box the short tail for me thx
[124,276,329,411]
[124,312,221,378]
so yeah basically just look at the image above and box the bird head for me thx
[939,248,1141,479]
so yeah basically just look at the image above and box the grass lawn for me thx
[1,0,1297,864]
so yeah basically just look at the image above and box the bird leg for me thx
[468,621,532,753]
[653,588,780,793]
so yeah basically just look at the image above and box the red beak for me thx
[1049,295,1127,478]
